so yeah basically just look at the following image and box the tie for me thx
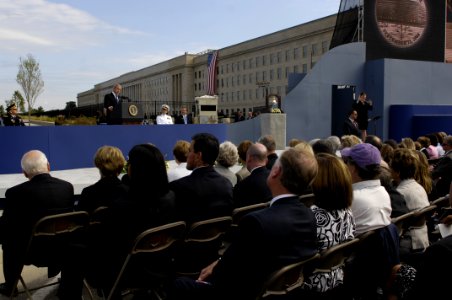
[183,115,187,124]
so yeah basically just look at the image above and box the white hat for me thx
[162,104,170,110]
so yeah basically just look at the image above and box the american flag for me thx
[207,51,218,95]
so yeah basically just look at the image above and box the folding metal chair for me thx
[175,216,233,277]
[256,253,320,300]
[10,211,90,299]
[107,221,187,300]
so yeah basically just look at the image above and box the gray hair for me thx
[217,141,239,168]
[21,150,49,178]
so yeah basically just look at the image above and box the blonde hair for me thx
[94,146,126,177]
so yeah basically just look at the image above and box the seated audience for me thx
[233,143,271,208]
[365,134,383,150]
[167,140,192,182]
[167,148,319,300]
[340,134,361,149]
[399,137,416,150]
[214,141,239,186]
[431,135,452,196]
[235,140,253,182]
[85,143,177,296]
[341,143,392,236]
[417,136,431,159]
[390,149,430,263]
[302,153,355,293]
[258,135,278,170]
[77,145,128,213]
[312,139,335,155]
[0,150,74,296]
[379,163,409,218]
[341,144,400,299]
[170,133,233,224]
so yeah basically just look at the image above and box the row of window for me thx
[193,41,328,80]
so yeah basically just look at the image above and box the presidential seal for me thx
[375,0,427,48]
[128,104,138,116]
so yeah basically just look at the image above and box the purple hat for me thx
[340,143,381,169]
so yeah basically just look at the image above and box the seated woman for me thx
[85,143,178,295]
[214,141,239,187]
[77,145,128,214]
[302,153,355,293]
[390,149,430,264]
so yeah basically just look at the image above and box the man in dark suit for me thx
[103,83,122,125]
[170,132,233,224]
[233,143,272,208]
[168,147,319,300]
[258,135,278,170]
[431,135,452,196]
[0,150,75,296]
[174,105,193,124]
[342,109,361,138]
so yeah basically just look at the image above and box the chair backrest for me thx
[185,216,233,243]
[430,195,450,209]
[232,202,269,227]
[312,238,360,274]
[299,193,315,207]
[32,210,90,237]
[131,220,187,255]
[257,253,320,299]
[391,211,415,237]
[89,206,109,226]
[410,204,437,228]
[107,221,187,300]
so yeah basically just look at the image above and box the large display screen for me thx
[365,0,445,62]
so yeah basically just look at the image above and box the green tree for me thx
[16,54,44,125]
[12,90,26,112]
[36,106,45,114]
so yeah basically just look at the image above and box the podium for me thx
[112,101,144,124]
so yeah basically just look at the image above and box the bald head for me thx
[21,150,50,179]
[246,143,268,171]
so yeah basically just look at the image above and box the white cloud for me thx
[0,0,147,51]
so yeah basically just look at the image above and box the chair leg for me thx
[19,276,33,300]
[83,279,95,300]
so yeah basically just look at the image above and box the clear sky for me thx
[0,0,341,111]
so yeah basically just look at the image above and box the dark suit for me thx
[0,173,74,289]
[3,113,25,126]
[103,92,121,125]
[233,166,272,208]
[77,176,129,214]
[342,118,361,137]
[431,152,452,196]
[174,114,193,124]
[169,166,233,224]
[170,196,318,300]
[266,153,278,170]
[352,100,373,130]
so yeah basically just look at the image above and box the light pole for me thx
[256,81,270,110]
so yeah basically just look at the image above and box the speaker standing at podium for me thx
[104,83,122,125]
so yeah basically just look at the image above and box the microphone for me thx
[119,96,130,100]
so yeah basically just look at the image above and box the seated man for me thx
[168,148,319,300]
[233,143,272,208]
[0,150,75,296]
[170,133,233,224]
